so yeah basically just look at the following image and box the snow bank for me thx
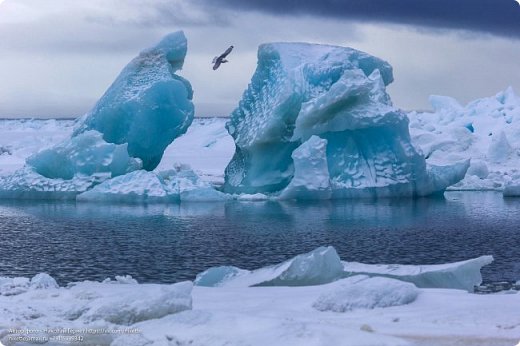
[0,273,192,345]
[409,87,520,191]
[312,275,419,312]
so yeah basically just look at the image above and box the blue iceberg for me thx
[223,43,468,198]
[74,31,194,171]
[0,31,193,199]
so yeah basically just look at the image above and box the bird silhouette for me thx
[212,46,234,70]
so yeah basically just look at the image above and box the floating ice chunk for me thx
[195,246,345,287]
[27,130,141,180]
[313,276,419,312]
[77,170,172,203]
[343,255,493,292]
[223,42,466,198]
[194,266,247,287]
[77,166,227,203]
[256,246,345,287]
[74,31,194,170]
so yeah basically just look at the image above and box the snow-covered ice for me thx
[408,87,520,192]
[312,275,420,312]
[77,164,227,203]
[1,249,518,346]
[223,42,467,198]
[196,246,491,292]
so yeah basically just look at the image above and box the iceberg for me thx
[408,87,520,191]
[0,32,193,199]
[74,31,194,171]
[312,276,419,312]
[195,246,492,291]
[223,42,467,198]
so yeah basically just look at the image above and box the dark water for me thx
[0,192,519,285]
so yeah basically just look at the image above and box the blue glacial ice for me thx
[223,43,468,198]
[0,31,194,199]
[74,31,194,171]
[195,246,492,291]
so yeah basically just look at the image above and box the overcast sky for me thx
[0,0,519,118]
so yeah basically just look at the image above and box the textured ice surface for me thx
[196,246,492,291]
[0,273,192,345]
[224,42,467,198]
[77,164,227,203]
[279,135,331,199]
[74,31,194,171]
[409,87,520,191]
[313,276,419,312]
[0,131,141,199]
[343,255,493,292]
[196,246,345,287]
[27,130,141,180]
[0,273,58,296]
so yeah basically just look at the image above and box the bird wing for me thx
[212,56,218,63]
[213,59,222,70]
[221,46,233,58]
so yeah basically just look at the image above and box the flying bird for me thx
[212,46,234,70]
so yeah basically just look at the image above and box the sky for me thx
[0,0,519,118]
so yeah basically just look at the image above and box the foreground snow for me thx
[1,248,518,346]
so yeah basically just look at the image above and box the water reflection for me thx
[0,192,518,285]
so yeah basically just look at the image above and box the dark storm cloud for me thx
[199,0,520,38]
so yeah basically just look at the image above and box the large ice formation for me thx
[195,246,491,291]
[74,31,194,171]
[0,31,194,199]
[408,87,520,192]
[223,43,467,198]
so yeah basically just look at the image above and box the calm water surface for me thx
[0,191,519,285]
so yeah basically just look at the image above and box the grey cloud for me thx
[197,0,520,38]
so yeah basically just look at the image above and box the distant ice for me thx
[409,87,520,192]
